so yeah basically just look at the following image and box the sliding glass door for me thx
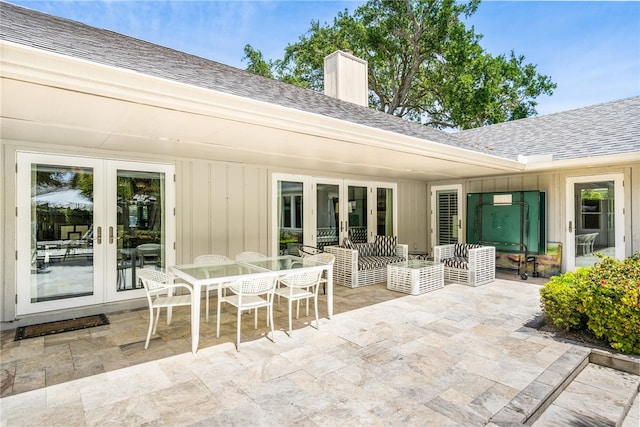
[16,153,174,315]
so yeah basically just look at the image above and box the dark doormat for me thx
[14,314,109,340]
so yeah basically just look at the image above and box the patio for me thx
[1,275,638,426]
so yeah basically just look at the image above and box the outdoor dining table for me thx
[170,255,333,353]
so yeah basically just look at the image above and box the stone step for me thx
[490,347,640,426]
[533,363,639,426]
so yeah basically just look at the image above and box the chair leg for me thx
[145,306,154,349]
[288,299,293,337]
[236,309,242,351]
[205,287,210,323]
[254,307,258,329]
[314,293,320,330]
[152,307,161,335]
[269,304,276,343]
[216,298,222,338]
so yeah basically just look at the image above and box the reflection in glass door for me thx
[277,180,304,255]
[347,185,368,243]
[376,187,394,236]
[316,182,339,250]
[114,170,167,292]
[566,174,624,271]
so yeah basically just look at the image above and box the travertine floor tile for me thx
[2,278,638,426]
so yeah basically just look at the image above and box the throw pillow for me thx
[342,237,355,250]
[375,235,397,257]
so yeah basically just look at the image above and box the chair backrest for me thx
[137,268,173,293]
[235,252,267,261]
[229,275,277,297]
[308,252,335,266]
[194,254,230,264]
[282,270,322,289]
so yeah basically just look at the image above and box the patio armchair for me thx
[434,243,495,287]
[325,235,408,288]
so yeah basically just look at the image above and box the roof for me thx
[456,97,640,161]
[1,1,638,164]
[0,2,475,153]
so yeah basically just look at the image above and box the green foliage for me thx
[539,252,640,354]
[242,44,274,79]
[581,253,640,353]
[243,0,556,130]
[539,269,588,331]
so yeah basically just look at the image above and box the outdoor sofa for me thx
[434,243,495,287]
[325,235,408,288]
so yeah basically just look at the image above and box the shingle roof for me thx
[1,2,638,163]
[456,97,640,161]
[0,2,472,152]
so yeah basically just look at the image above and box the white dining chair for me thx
[193,254,231,322]
[305,252,335,295]
[137,268,193,349]
[235,251,268,261]
[216,274,278,351]
[274,269,323,337]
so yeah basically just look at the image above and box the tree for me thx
[244,0,556,130]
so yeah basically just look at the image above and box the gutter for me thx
[519,152,640,171]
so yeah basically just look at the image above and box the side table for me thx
[387,260,444,295]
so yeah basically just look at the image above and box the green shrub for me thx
[539,252,640,354]
[539,269,588,331]
[581,253,640,354]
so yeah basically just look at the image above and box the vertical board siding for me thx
[397,181,428,252]
[177,161,269,260]
[190,161,212,260]
[211,165,229,256]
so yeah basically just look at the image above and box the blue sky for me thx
[8,0,640,116]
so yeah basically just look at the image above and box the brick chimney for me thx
[323,50,368,107]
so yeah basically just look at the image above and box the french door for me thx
[273,174,396,254]
[16,153,175,315]
[566,174,624,271]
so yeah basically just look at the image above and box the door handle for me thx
[458,219,462,229]
[96,226,102,244]
[109,226,114,244]
[568,221,573,233]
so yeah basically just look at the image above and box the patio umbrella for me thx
[34,188,93,211]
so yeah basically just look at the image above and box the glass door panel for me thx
[17,154,104,314]
[376,187,394,236]
[566,175,624,271]
[114,170,167,292]
[347,185,368,243]
[316,182,340,250]
[573,181,614,268]
[277,180,304,254]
